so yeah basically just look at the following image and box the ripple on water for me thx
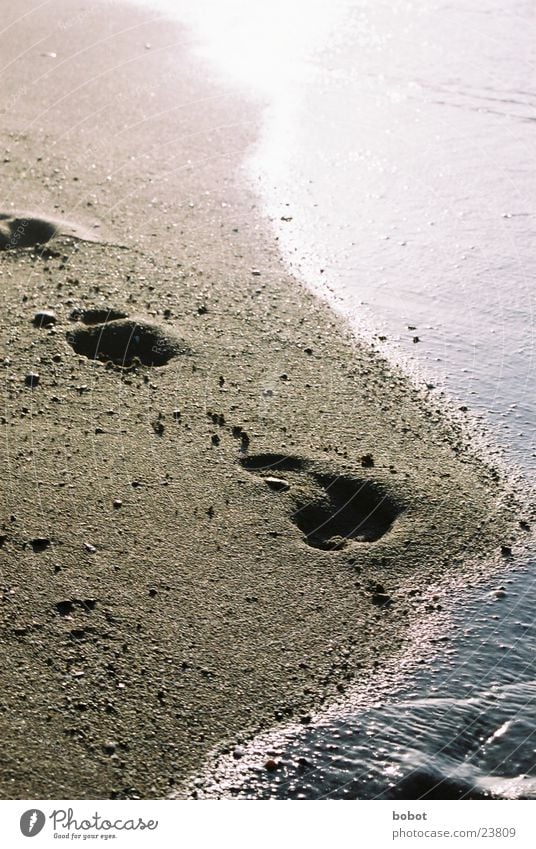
[185,560,536,800]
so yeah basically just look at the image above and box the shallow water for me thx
[133,0,535,798]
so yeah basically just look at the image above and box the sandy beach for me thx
[0,0,518,799]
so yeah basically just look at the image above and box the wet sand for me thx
[0,0,518,798]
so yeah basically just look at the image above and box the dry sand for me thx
[0,0,518,798]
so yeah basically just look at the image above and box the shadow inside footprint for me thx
[239,453,307,473]
[66,318,189,367]
[0,214,59,249]
[293,473,400,550]
[69,307,129,325]
[240,453,402,550]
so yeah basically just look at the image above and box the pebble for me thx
[84,542,97,553]
[113,498,123,509]
[24,372,40,388]
[33,310,57,328]
[265,476,290,492]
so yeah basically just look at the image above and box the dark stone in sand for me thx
[33,310,56,328]
[66,318,189,367]
[24,372,40,387]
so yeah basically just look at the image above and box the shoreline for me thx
[0,0,520,799]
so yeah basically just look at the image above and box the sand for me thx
[0,0,518,799]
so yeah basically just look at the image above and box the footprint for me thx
[0,214,58,249]
[66,318,189,367]
[239,453,402,550]
[0,211,98,250]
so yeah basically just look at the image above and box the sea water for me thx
[132,0,535,798]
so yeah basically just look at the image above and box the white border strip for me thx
[1,799,533,848]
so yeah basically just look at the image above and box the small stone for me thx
[412,336,420,343]
[102,741,117,755]
[84,542,96,553]
[264,476,290,492]
[264,758,279,772]
[501,545,513,557]
[251,269,262,276]
[33,309,56,328]
[112,498,122,509]
[24,372,40,388]
[360,453,374,468]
